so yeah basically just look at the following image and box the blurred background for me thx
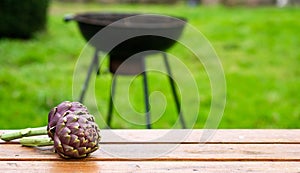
[0,0,299,129]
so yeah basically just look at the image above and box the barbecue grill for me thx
[66,13,187,129]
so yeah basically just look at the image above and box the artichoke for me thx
[47,101,89,139]
[0,101,101,159]
[47,101,101,158]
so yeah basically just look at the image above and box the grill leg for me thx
[162,53,186,129]
[142,71,151,129]
[79,50,99,103]
[106,75,117,128]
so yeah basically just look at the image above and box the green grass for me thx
[0,2,299,129]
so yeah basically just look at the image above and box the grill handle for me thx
[64,14,74,22]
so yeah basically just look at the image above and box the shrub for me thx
[0,0,50,39]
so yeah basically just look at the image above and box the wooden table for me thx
[1,129,300,172]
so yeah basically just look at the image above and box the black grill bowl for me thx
[67,13,186,58]
[66,13,187,74]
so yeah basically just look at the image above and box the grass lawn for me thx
[0,2,299,129]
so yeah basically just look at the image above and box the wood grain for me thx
[99,129,300,144]
[1,161,300,173]
[1,130,299,172]
[2,129,300,144]
[0,143,299,161]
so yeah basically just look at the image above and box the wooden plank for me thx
[2,130,300,144]
[0,143,299,161]
[99,129,300,143]
[99,143,300,161]
[1,130,299,172]
[1,161,300,173]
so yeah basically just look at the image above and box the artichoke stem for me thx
[0,126,48,141]
[20,137,54,147]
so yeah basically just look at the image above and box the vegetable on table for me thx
[0,101,101,159]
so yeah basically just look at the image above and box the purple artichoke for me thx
[47,101,101,158]
[47,101,88,138]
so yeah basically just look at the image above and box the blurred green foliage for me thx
[0,0,50,38]
[0,2,299,129]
